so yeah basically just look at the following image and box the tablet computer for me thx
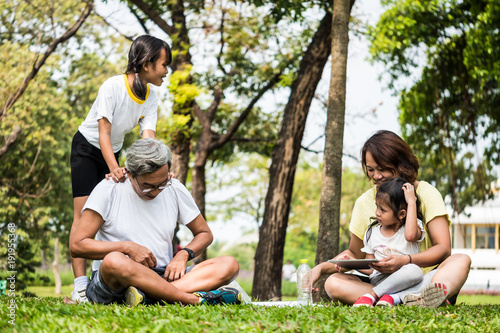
[328,259,379,270]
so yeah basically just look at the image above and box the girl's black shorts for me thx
[70,131,120,198]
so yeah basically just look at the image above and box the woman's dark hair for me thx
[366,177,423,242]
[126,35,172,100]
[361,130,419,183]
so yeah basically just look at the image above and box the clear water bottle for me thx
[296,259,313,305]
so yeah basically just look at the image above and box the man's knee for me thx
[101,252,133,276]
[221,255,239,275]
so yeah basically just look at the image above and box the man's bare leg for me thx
[170,256,239,293]
[100,252,201,304]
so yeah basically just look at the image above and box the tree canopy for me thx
[368,0,500,213]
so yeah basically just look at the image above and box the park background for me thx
[1,0,500,306]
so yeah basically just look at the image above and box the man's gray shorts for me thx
[86,266,195,305]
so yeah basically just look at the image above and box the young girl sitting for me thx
[336,177,425,307]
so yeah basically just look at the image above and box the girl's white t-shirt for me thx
[83,178,200,271]
[78,74,158,152]
[361,220,426,260]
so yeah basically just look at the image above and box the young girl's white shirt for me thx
[362,221,425,280]
[78,74,158,153]
[361,221,425,260]
[82,178,200,271]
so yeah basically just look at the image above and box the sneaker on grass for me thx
[353,296,374,307]
[125,286,145,308]
[375,295,395,307]
[194,287,241,305]
[403,282,448,309]
[71,289,88,303]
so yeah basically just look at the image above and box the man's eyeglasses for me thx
[134,176,172,193]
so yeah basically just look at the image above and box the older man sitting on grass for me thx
[70,138,241,306]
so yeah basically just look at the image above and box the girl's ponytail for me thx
[133,72,148,100]
[126,35,172,100]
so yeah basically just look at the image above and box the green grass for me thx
[2,296,500,332]
[18,276,500,332]
[25,285,500,305]
[26,285,74,298]
[31,266,87,287]
[456,294,500,305]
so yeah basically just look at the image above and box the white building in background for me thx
[450,192,500,290]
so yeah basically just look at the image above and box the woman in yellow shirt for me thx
[312,130,471,308]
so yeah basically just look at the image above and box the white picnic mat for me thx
[250,301,307,307]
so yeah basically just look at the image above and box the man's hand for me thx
[163,250,189,282]
[127,242,157,268]
[370,254,407,274]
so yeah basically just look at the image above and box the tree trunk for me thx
[40,249,47,270]
[191,145,208,261]
[129,0,194,184]
[168,3,193,184]
[52,238,62,295]
[252,12,333,301]
[315,0,351,302]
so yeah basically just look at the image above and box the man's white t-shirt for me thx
[78,74,158,153]
[83,178,200,271]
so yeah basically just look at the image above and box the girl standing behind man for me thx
[69,35,172,302]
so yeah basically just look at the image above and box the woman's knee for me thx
[454,253,472,269]
[440,253,472,270]
[324,273,344,300]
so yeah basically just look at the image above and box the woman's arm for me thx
[408,215,451,267]
[356,253,375,275]
[348,233,366,259]
[311,233,365,287]
[372,215,450,274]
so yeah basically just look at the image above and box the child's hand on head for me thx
[106,167,127,183]
[402,183,416,204]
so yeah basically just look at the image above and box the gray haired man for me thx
[70,138,241,306]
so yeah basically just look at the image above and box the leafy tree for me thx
[205,153,271,231]
[121,0,313,264]
[285,161,372,268]
[206,154,371,281]
[0,0,128,290]
[315,0,351,300]
[253,0,358,301]
[368,0,500,214]
[0,0,93,155]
